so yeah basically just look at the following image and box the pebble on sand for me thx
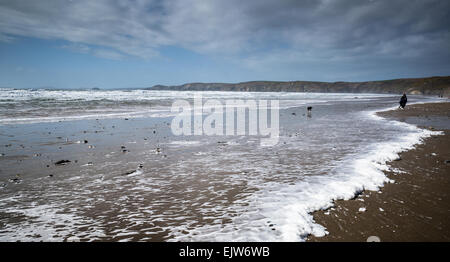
[9,175,22,184]
[55,160,71,166]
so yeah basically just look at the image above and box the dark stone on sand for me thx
[291,112,296,115]
[9,177,22,184]
[153,130,156,134]
[55,160,71,166]
[122,170,136,176]
[48,174,54,177]
[350,189,364,200]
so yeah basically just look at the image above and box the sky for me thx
[0,0,449,89]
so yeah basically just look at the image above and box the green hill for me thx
[148,76,450,97]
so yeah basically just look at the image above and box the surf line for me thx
[170,93,280,146]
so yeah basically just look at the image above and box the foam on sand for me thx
[0,196,105,241]
[170,107,442,242]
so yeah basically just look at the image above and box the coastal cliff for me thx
[148,76,450,96]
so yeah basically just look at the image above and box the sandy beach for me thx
[0,90,446,241]
[309,102,450,242]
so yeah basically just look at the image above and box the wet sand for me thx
[1,98,448,241]
[309,102,450,242]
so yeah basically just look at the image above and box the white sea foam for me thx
[168,140,201,146]
[169,106,442,242]
[0,197,105,241]
[0,89,396,125]
[0,109,175,125]
[0,89,445,242]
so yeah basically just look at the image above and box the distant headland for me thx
[147,76,450,97]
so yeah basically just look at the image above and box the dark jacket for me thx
[399,94,407,107]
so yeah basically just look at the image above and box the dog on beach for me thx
[307,106,312,118]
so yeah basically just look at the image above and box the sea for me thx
[0,88,444,241]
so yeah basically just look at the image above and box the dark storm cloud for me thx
[0,0,449,77]
[238,0,450,54]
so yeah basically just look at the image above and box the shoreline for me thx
[308,102,450,242]
[0,97,448,241]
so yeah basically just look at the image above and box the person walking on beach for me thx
[399,93,407,109]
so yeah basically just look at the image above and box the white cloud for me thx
[61,42,124,60]
[0,0,448,67]
[92,49,124,60]
[61,43,91,54]
[0,32,14,42]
